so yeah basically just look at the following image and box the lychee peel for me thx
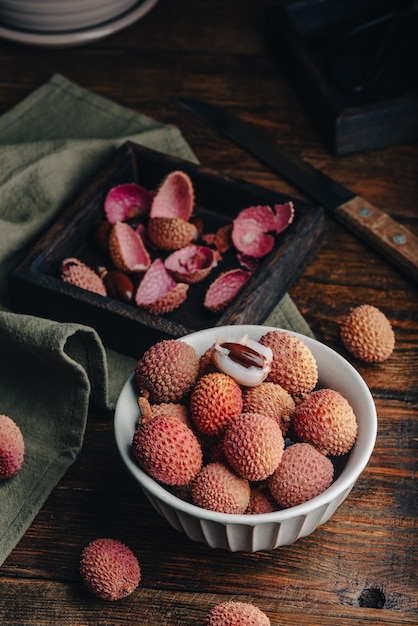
[0,414,25,480]
[132,414,203,485]
[61,258,106,296]
[108,222,151,273]
[135,258,189,314]
[79,538,141,601]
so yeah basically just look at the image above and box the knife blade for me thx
[173,97,418,283]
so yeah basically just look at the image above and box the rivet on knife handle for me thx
[335,196,418,281]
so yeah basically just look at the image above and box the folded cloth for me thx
[0,74,313,566]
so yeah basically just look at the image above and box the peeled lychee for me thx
[79,538,141,601]
[0,414,25,480]
[136,339,199,403]
[207,600,271,625]
[191,462,250,514]
[293,388,358,456]
[242,382,295,436]
[132,414,202,485]
[340,304,395,363]
[190,372,243,437]
[223,412,284,481]
[260,330,318,396]
[268,443,334,508]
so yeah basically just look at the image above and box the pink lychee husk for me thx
[104,182,152,223]
[61,258,107,296]
[149,170,194,220]
[135,258,189,314]
[147,216,197,251]
[204,268,252,313]
[231,202,294,258]
[164,244,217,283]
[108,222,151,273]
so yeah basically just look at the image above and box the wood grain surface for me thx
[0,1,417,625]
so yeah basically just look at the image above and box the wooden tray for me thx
[9,142,324,358]
[265,0,418,155]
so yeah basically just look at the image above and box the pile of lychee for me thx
[131,329,359,515]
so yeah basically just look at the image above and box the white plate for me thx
[0,0,159,48]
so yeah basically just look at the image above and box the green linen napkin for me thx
[0,74,313,566]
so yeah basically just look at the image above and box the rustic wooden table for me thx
[0,1,417,624]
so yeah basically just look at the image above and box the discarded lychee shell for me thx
[164,244,217,283]
[150,170,194,220]
[61,258,107,296]
[202,224,233,254]
[231,202,294,258]
[204,268,251,312]
[104,182,151,223]
[135,258,189,314]
[109,222,151,273]
[147,216,197,251]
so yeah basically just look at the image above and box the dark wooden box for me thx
[9,142,324,358]
[265,0,418,155]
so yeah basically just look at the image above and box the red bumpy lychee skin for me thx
[293,388,358,456]
[132,414,202,485]
[242,382,295,436]
[0,414,25,480]
[340,304,395,363]
[260,330,318,396]
[135,339,199,403]
[189,372,243,437]
[207,600,271,625]
[191,462,250,514]
[268,443,334,508]
[79,538,141,601]
[223,412,284,481]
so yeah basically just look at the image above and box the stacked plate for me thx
[0,0,159,47]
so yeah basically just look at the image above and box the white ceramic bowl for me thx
[0,0,143,32]
[114,325,377,552]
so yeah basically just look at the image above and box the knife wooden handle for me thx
[335,195,418,283]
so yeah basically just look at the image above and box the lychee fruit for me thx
[79,538,141,601]
[223,412,284,481]
[259,330,318,396]
[0,414,25,480]
[242,382,295,436]
[135,339,199,403]
[207,600,271,625]
[246,485,277,515]
[61,258,106,296]
[191,462,250,514]
[340,304,395,363]
[132,414,202,485]
[268,443,334,508]
[189,372,243,437]
[293,388,358,456]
